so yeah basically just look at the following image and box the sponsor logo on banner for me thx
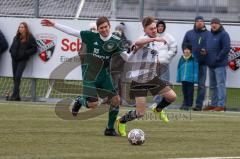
[61,38,81,52]
[36,34,57,62]
[228,41,240,71]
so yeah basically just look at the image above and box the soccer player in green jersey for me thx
[41,17,129,136]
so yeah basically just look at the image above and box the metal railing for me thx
[0,0,239,22]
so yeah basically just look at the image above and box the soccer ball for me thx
[128,129,145,145]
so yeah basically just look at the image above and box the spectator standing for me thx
[177,43,198,110]
[182,16,210,111]
[111,22,132,104]
[156,20,177,81]
[0,29,8,58]
[9,22,38,101]
[204,18,230,111]
[153,20,177,103]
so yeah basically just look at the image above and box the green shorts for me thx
[82,75,117,99]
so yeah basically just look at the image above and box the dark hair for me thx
[156,20,166,33]
[96,16,110,28]
[16,22,30,42]
[182,43,192,51]
[142,16,155,28]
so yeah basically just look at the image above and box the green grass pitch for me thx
[0,101,240,159]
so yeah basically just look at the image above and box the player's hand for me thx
[131,45,141,54]
[41,19,55,27]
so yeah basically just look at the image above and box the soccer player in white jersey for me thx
[117,16,177,137]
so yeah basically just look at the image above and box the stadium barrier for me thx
[0,17,239,109]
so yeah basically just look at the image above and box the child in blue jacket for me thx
[177,43,198,110]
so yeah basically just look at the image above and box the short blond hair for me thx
[142,16,155,28]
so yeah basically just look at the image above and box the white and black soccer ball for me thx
[128,129,145,145]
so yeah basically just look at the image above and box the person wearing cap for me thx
[153,20,177,104]
[113,22,132,52]
[114,22,126,38]
[204,18,230,112]
[177,43,198,110]
[88,22,97,32]
[182,16,210,111]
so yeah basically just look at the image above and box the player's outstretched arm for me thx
[41,19,80,37]
[135,37,167,48]
[134,38,155,48]
[120,44,141,61]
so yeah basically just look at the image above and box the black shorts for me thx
[129,76,170,99]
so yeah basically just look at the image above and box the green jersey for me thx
[80,31,123,81]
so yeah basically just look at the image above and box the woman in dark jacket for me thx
[9,22,37,101]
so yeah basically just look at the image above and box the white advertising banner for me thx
[0,17,239,88]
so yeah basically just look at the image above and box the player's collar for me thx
[100,33,112,41]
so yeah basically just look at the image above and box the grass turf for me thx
[1,77,240,110]
[0,102,240,159]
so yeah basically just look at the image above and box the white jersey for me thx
[124,35,162,83]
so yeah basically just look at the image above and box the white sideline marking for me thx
[193,112,240,118]
[173,157,240,159]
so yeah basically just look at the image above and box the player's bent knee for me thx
[165,90,177,103]
[87,102,99,109]
[111,95,121,106]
